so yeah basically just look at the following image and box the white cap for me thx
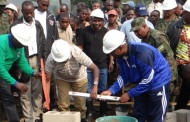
[51,39,71,62]
[90,9,104,19]
[5,3,18,13]
[11,24,33,46]
[162,0,177,10]
[103,30,125,54]
[183,0,190,12]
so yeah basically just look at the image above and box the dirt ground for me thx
[1,96,133,122]
[1,96,190,122]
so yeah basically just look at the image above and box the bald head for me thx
[37,0,49,12]
[106,0,114,12]
[92,2,101,10]
[77,2,87,14]
[22,1,34,9]
[60,3,69,13]
[106,0,114,5]
[22,1,34,23]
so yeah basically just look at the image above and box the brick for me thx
[164,112,177,122]
[174,109,190,122]
[43,111,80,122]
[186,110,190,122]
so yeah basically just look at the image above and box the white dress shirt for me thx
[34,9,47,39]
[23,18,37,56]
[147,1,163,18]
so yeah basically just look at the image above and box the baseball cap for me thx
[130,17,146,32]
[108,9,118,16]
[135,4,148,16]
[122,1,135,8]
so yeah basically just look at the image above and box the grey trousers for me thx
[20,56,42,122]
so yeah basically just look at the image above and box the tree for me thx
[59,0,62,5]
[73,0,93,8]
[52,5,58,16]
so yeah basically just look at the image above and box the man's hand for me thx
[15,82,28,93]
[108,63,114,73]
[100,90,112,100]
[33,72,42,79]
[43,101,48,110]
[119,92,130,103]
[100,90,112,96]
[90,85,98,100]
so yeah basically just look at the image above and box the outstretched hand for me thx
[90,85,98,100]
[119,92,130,103]
[100,90,112,96]
[33,72,42,79]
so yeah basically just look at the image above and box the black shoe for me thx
[100,113,107,117]
[86,101,94,121]
[81,118,88,122]
[35,119,41,122]
[86,111,94,120]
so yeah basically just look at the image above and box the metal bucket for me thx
[95,116,138,122]
[115,104,130,116]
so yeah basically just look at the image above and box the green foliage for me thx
[73,0,102,8]
[52,5,58,16]
[73,0,91,8]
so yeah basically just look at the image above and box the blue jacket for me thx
[109,42,171,98]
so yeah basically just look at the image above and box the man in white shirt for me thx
[120,4,154,43]
[147,0,163,18]
[35,0,59,55]
[34,5,47,38]
[34,0,58,112]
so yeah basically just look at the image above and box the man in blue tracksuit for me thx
[101,30,171,122]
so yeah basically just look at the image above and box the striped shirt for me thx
[45,45,93,82]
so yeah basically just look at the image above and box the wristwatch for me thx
[93,81,98,85]
[112,61,114,65]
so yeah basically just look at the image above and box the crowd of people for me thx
[0,0,190,122]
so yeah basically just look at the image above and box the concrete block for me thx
[164,112,177,122]
[174,109,190,122]
[186,110,190,122]
[43,111,80,122]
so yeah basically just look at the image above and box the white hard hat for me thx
[51,39,71,62]
[162,0,177,10]
[11,24,33,46]
[103,30,125,54]
[90,9,104,19]
[183,0,190,12]
[5,3,18,13]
